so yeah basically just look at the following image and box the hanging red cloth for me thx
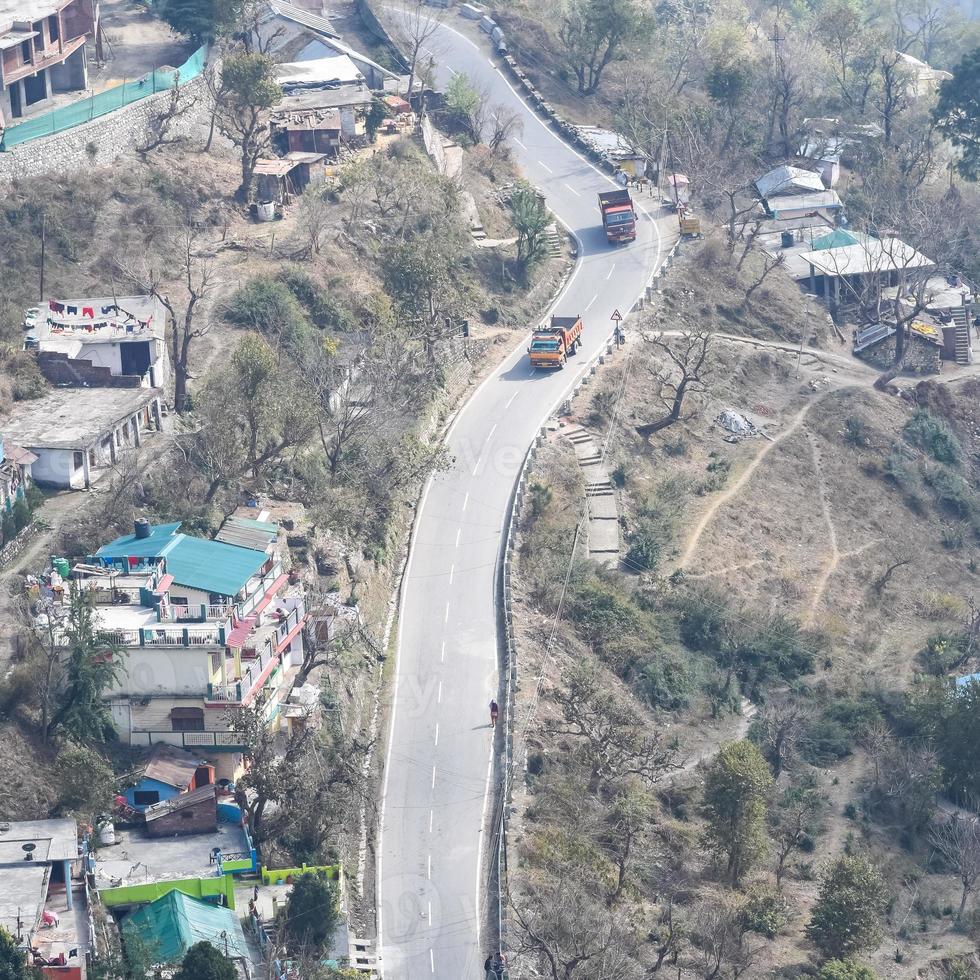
[82,306,95,318]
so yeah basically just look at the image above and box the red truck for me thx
[598,189,636,244]
[528,315,584,369]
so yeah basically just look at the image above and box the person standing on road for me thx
[489,700,499,728]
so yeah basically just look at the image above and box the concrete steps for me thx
[562,426,621,566]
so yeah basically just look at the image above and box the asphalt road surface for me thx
[377,13,674,978]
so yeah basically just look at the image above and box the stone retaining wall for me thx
[0,68,214,183]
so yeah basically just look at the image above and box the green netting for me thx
[1,44,208,150]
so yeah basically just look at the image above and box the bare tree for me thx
[547,664,681,794]
[391,0,444,101]
[138,77,199,155]
[512,866,639,980]
[757,701,809,780]
[488,106,523,156]
[117,221,218,413]
[690,897,763,980]
[635,331,713,437]
[930,813,980,920]
[875,51,914,146]
[202,62,229,154]
[872,554,914,595]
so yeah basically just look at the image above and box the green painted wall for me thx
[260,863,341,886]
[100,874,236,910]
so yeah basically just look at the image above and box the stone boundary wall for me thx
[354,0,409,70]
[0,67,216,183]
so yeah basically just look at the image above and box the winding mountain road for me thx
[376,14,676,979]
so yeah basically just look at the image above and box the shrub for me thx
[677,588,729,652]
[638,652,694,710]
[284,872,338,950]
[664,435,688,456]
[921,631,968,675]
[802,697,882,764]
[227,277,313,357]
[943,525,966,550]
[11,499,29,532]
[904,408,962,466]
[918,591,968,621]
[625,516,670,572]
[697,452,732,494]
[611,463,627,487]
[924,466,974,519]
[843,417,871,447]
[817,960,879,980]
[1,511,16,543]
[278,268,355,332]
[740,885,786,938]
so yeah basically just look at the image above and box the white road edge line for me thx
[475,736,495,949]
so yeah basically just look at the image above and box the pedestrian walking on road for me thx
[489,700,499,728]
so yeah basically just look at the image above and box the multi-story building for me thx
[0,0,98,127]
[62,518,306,780]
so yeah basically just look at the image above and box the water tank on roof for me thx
[781,231,794,249]
[134,518,151,540]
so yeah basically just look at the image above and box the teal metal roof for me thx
[123,890,249,964]
[95,523,267,597]
[811,229,859,250]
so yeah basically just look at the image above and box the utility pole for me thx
[38,211,46,302]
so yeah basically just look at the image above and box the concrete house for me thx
[0,0,97,127]
[0,818,89,979]
[0,386,162,489]
[56,519,306,779]
[0,435,36,512]
[25,295,169,390]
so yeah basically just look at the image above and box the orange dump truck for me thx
[528,315,583,369]
[598,189,636,243]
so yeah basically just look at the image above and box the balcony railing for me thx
[129,730,245,749]
[163,603,234,623]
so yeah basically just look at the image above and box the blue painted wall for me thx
[124,777,182,811]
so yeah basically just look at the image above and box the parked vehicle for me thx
[598,189,636,244]
[528,315,584,369]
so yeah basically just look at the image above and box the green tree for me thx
[218,53,282,201]
[817,961,878,980]
[33,585,122,743]
[806,856,887,959]
[0,927,39,980]
[702,740,774,886]
[173,941,236,980]
[156,0,240,43]
[557,0,651,95]
[54,742,115,819]
[365,98,388,142]
[936,679,980,802]
[284,872,338,951]
[511,184,550,275]
[934,47,980,180]
[444,73,484,143]
[11,499,30,532]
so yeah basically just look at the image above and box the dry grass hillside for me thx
[507,302,980,978]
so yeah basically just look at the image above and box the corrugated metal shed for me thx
[142,744,205,791]
[215,516,279,553]
[143,784,216,823]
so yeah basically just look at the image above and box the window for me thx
[48,15,59,42]
[32,22,44,52]
[171,596,189,606]
[180,810,195,819]
[170,707,205,732]
[20,40,31,63]
[133,790,160,806]
[88,449,96,469]
[72,451,84,471]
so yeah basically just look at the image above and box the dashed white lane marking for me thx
[584,293,599,312]
[434,722,440,747]
[429,809,434,832]
[513,137,527,150]
[431,765,436,788]
[606,263,616,279]
[444,601,450,624]
[430,949,435,973]
[538,160,553,174]
[437,680,442,703]
[440,641,445,664]
[505,391,519,409]
[563,182,580,196]
[455,528,461,547]
[485,423,497,444]
[462,492,469,511]
[427,854,432,879]
[449,564,455,585]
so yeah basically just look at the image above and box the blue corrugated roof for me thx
[96,523,267,597]
[956,673,980,688]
